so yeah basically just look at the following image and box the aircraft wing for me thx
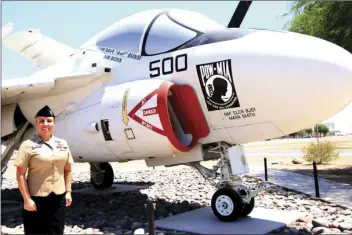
[2,22,75,70]
[2,22,13,39]
[1,65,111,138]
[2,69,107,107]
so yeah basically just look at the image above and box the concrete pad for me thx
[155,207,304,235]
[72,184,148,195]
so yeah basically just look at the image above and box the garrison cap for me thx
[35,105,55,118]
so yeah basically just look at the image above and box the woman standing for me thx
[14,105,74,235]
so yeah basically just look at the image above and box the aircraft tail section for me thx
[2,23,76,69]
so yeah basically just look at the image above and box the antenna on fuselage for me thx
[227,1,252,28]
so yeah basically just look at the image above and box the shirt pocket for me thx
[29,149,54,168]
[54,149,69,165]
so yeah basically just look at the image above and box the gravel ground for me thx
[2,166,352,235]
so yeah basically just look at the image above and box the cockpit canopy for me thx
[81,9,226,56]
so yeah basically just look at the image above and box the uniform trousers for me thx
[22,192,66,235]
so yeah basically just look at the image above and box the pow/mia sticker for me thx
[196,59,240,111]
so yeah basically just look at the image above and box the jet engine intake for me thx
[156,80,210,152]
[117,79,209,157]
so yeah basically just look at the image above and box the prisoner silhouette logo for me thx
[196,59,240,111]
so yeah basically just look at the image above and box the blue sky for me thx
[2,1,351,133]
[2,1,294,79]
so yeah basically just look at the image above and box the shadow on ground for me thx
[278,165,352,185]
[1,180,204,234]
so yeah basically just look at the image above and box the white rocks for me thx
[1,167,351,235]
[297,214,313,223]
[306,222,314,231]
[331,221,340,228]
[330,228,342,233]
[339,223,352,231]
[133,228,145,234]
[312,219,330,228]
[342,231,352,235]
[1,226,15,235]
[84,228,94,234]
[336,215,347,223]
[311,226,331,234]
[341,209,352,216]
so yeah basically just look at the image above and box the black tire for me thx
[241,197,255,217]
[211,187,244,222]
[90,163,114,190]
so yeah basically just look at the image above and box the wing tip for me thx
[2,22,14,39]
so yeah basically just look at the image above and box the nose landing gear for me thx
[211,187,256,221]
[187,143,270,222]
[212,187,243,221]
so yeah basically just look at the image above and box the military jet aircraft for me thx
[2,1,352,221]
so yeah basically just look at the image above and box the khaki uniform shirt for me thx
[14,135,74,197]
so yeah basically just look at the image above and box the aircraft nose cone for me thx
[271,32,352,134]
[229,30,352,135]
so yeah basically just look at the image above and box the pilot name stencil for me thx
[224,107,256,120]
[196,59,240,111]
[103,54,122,63]
[99,47,141,60]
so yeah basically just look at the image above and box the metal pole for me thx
[264,157,268,181]
[146,201,155,235]
[316,124,320,145]
[313,161,320,197]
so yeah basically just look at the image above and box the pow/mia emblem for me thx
[196,59,240,111]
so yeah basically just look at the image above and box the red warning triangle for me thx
[127,89,164,136]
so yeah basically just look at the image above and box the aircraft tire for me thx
[90,163,114,190]
[240,197,255,217]
[211,187,243,222]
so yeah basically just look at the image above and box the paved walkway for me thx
[248,167,352,209]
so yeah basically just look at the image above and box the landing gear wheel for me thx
[90,163,114,190]
[211,187,244,222]
[241,197,255,217]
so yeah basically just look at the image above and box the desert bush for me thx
[302,141,339,164]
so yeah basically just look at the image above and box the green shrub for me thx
[302,141,339,164]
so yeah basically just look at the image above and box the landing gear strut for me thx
[187,142,269,222]
[89,162,114,190]
[2,121,30,175]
